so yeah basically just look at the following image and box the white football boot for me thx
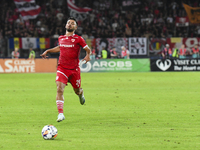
[56,113,65,122]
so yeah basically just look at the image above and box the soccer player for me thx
[40,17,91,122]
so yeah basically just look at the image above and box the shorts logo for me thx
[56,76,59,80]
[71,39,75,42]
[76,79,81,87]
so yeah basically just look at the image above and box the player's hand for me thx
[40,51,48,59]
[82,55,91,64]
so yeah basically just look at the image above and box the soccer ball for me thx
[41,125,58,140]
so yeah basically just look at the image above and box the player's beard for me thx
[66,28,74,32]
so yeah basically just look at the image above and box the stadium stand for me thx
[0,0,199,58]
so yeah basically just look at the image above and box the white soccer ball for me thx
[41,125,58,140]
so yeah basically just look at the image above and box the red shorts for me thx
[56,65,81,89]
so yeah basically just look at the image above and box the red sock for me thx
[56,100,64,113]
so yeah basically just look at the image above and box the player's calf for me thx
[74,88,85,105]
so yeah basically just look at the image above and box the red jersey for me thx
[121,50,127,57]
[58,34,87,69]
[164,48,172,55]
[179,48,186,55]
[192,48,199,53]
[11,51,20,58]
[121,50,129,57]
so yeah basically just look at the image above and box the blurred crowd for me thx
[1,0,200,58]
[0,0,200,40]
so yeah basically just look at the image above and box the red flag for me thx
[67,0,92,21]
[14,0,41,20]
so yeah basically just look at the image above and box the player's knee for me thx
[57,86,64,94]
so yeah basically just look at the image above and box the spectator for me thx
[88,33,94,39]
[11,47,20,59]
[121,46,130,59]
[112,19,118,32]
[161,44,172,59]
[125,24,132,37]
[56,11,64,21]
[166,14,173,24]
[110,47,118,59]
[82,31,88,40]
[154,6,160,16]
[53,31,59,38]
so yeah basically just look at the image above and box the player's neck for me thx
[65,31,75,36]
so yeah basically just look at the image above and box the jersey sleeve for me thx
[79,36,87,49]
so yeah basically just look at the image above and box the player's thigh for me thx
[56,70,69,85]
[69,68,81,89]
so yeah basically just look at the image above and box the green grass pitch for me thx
[0,72,200,150]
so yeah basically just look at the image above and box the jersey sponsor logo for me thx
[59,44,75,47]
